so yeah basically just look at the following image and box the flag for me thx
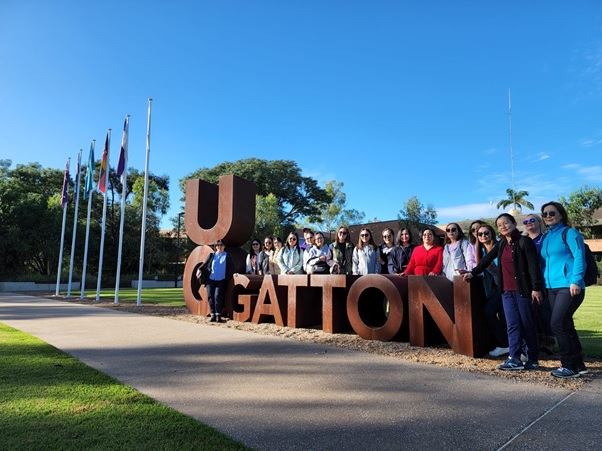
[116,115,129,178]
[83,140,95,200]
[98,133,109,194]
[73,151,81,204]
[61,159,70,209]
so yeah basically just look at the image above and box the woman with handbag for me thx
[306,232,334,274]
[442,222,472,282]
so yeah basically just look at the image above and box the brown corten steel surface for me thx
[228,274,263,322]
[251,275,289,326]
[408,275,491,357]
[184,175,256,247]
[347,274,409,342]
[309,275,351,333]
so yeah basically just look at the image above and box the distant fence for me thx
[0,282,80,292]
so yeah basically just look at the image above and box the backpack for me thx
[559,228,599,287]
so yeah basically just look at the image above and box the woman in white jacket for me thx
[442,222,471,282]
[352,228,381,275]
[278,232,304,274]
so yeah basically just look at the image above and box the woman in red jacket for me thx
[402,228,443,276]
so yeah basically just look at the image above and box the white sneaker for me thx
[488,347,510,357]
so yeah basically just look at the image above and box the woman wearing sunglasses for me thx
[523,214,555,356]
[270,237,283,275]
[246,238,262,274]
[379,228,396,274]
[475,224,509,358]
[442,222,472,282]
[352,228,381,275]
[278,232,304,274]
[330,226,355,275]
[462,213,543,371]
[540,202,588,378]
[402,228,443,276]
[467,220,486,269]
[257,236,274,275]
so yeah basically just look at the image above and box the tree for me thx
[397,196,437,242]
[304,180,365,233]
[181,158,332,234]
[559,185,602,238]
[496,188,534,214]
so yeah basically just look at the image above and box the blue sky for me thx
[1,1,601,230]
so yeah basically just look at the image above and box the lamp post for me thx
[175,212,184,288]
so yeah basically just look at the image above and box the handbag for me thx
[307,256,329,274]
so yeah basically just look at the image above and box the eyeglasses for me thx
[542,211,556,218]
[523,218,536,225]
[478,231,491,237]
[360,233,370,237]
[338,230,348,235]
[445,227,457,233]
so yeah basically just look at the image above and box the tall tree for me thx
[305,180,365,233]
[398,196,437,242]
[559,185,602,238]
[181,158,332,233]
[496,188,534,213]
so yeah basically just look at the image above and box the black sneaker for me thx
[209,315,216,322]
[498,357,524,370]
[215,315,222,323]
[576,364,589,375]
[551,367,580,378]
[524,360,539,370]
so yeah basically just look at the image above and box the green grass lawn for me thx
[575,285,602,357]
[0,323,249,451]
[95,287,185,306]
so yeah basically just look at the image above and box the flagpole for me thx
[96,130,111,302]
[115,115,130,304]
[81,140,95,299]
[67,150,82,298]
[55,158,70,296]
[137,99,152,306]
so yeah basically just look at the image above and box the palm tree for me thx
[496,189,534,214]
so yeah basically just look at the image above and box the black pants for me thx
[548,288,585,370]
[207,278,226,316]
[483,290,508,348]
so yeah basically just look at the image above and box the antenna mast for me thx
[508,89,516,196]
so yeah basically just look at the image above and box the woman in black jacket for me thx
[462,213,543,371]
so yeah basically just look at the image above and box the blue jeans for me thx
[207,278,226,316]
[548,288,585,370]
[502,291,539,361]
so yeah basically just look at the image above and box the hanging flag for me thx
[61,159,70,209]
[73,151,81,204]
[98,132,109,194]
[116,115,129,178]
[83,140,95,200]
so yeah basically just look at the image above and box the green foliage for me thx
[181,158,332,232]
[496,188,534,213]
[397,196,437,241]
[309,180,365,232]
[0,323,249,450]
[559,185,602,238]
[574,285,602,356]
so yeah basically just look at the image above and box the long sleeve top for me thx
[278,247,303,274]
[404,244,443,275]
[442,239,471,282]
[352,245,381,275]
[540,224,586,289]
[388,244,416,274]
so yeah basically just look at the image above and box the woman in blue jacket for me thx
[540,202,588,378]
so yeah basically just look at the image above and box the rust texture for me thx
[251,275,289,326]
[346,275,409,341]
[277,275,324,328]
[310,275,350,333]
[228,274,263,322]
[408,275,490,357]
[184,175,256,247]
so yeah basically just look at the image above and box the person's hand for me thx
[532,290,543,304]
[462,272,473,281]
[570,284,581,297]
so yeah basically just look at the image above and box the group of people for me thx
[198,201,591,379]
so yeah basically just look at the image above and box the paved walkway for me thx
[1,292,600,450]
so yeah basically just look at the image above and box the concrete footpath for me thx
[1,292,600,450]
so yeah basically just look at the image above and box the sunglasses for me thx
[264,241,272,245]
[478,231,491,237]
[382,234,392,238]
[360,233,370,237]
[289,237,297,241]
[471,227,480,232]
[338,230,348,235]
[445,227,457,233]
[252,242,260,246]
[542,211,557,218]
[523,218,537,225]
